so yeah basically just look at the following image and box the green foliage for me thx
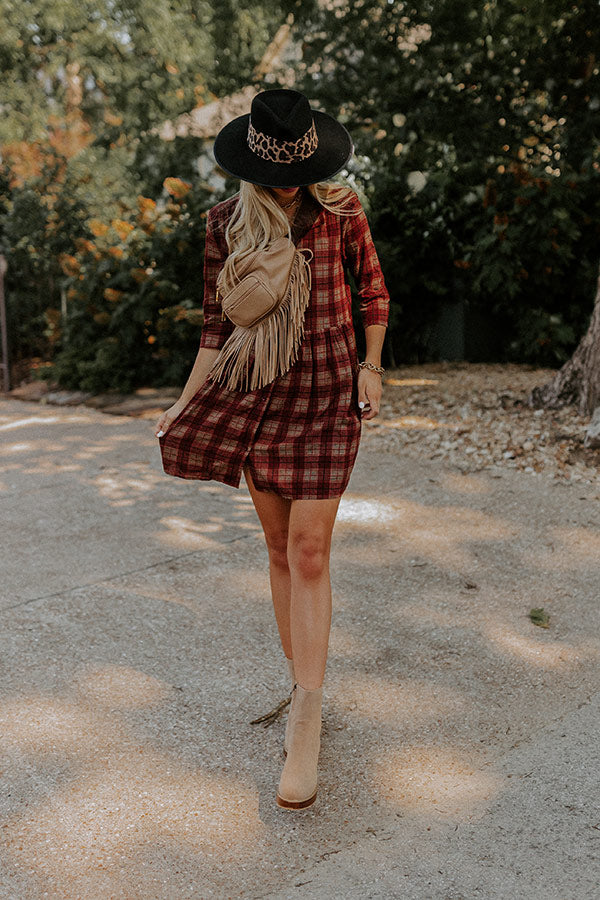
[0,159,89,363]
[51,179,219,392]
[463,167,599,365]
[2,0,600,390]
[0,0,290,389]
[0,0,287,144]
[293,0,600,365]
[367,166,464,362]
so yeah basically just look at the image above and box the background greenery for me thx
[1,0,599,389]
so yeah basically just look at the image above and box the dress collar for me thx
[291,189,323,245]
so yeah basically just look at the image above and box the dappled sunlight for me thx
[102,561,271,616]
[379,415,454,431]
[355,595,600,678]
[73,444,121,459]
[0,411,163,499]
[106,430,143,440]
[9,460,84,475]
[333,672,468,727]
[232,493,254,504]
[91,463,166,506]
[375,745,502,822]
[338,497,398,524]
[524,526,600,571]
[0,462,25,474]
[196,482,240,497]
[482,623,598,668]
[2,441,35,453]
[76,666,172,709]
[109,580,206,614]
[439,472,492,495]
[0,414,94,431]
[385,377,439,387]
[230,508,261,523]
[2,395,598,891]
[391,601,480,631]
[0,672,264,896]
[32,463,83,475]
[156,516,224,550]
[227,519,262,530]
[225,566,270,599]
[337,494,513,569]
[0,696,119,756]
[329,627,372,657]
[154,494,261,550]
[2,759,262,896]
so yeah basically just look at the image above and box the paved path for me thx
[1,397,599,899]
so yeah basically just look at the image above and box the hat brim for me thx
[213,109,353,188]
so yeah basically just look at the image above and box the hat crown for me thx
[251,90,313,142]
[212,86,353,187]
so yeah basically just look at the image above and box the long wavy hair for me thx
[219,182,358,293]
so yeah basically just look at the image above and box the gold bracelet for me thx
[358,361,385,376]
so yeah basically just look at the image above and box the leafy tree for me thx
[0,0,293,144]
[0,0,291,382]
[291,0,600,365]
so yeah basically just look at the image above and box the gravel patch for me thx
[364,362,599,485]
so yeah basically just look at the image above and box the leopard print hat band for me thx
[213,89,353,187]
[247,120,319,165]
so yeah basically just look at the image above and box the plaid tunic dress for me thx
[160,190,389,499]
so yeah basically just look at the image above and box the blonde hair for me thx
[219,182,358,293]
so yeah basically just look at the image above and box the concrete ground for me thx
[0,395,599,900]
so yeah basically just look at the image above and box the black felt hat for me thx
[213,89,353,188]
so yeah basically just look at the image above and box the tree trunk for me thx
[530,266,600,416]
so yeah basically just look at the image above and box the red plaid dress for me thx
[160,190,389,499]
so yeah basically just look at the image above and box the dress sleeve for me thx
[199,207,235,350]
[342,195,390,329]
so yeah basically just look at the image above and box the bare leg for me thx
[287,497,340,690]
[276,498,339,808]
[244,471,340,685]
[244,468,292,658]
[244,473,341,808]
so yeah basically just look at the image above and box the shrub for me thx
[51,178,219,392]
[369,163,600,366]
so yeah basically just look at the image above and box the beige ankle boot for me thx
[276,684,322,809]
[283,657,295,757]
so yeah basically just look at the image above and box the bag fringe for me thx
[208,250,312,391]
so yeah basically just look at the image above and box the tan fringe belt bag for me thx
[208,236,313,392]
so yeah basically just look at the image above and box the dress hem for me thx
[161,463,350,501]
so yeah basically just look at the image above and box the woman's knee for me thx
[265,531,289,569]
[288,531,330,581]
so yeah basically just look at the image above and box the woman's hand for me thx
[155,399,188,438]
[357,369,383,420]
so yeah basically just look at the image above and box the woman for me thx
[155,89,389,810]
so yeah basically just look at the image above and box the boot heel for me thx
[276,788,317,810]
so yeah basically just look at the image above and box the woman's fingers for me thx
[362,390,380,419]
[358,384,369,411]
[358,371,382,419]
[155,414,171,438]
[155,400,187,437]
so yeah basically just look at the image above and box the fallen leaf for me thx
[529,607,550,628]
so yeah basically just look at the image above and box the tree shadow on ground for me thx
[2,403,600,896]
